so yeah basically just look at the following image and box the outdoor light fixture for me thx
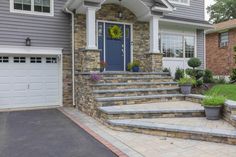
[118,0,123,19]
[25,37,31,46]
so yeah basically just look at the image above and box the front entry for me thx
[98,22,131,71]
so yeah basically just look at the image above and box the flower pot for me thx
[132,66,140,72]
[204,106,222,120]
[180,85,192,94]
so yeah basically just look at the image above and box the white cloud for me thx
[205,0,215,20]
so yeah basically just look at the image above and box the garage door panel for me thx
[13,84,28,91]
[29,83,43,90]
[0,84,11,91]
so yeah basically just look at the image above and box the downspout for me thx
[64,8,76,107]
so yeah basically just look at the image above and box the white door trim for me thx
[96,20,133,71]
[0,46,63,108]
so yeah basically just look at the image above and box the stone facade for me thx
[74,4,162,72]
[206,29,236,75]
[144,53,163,72]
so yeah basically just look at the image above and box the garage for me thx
[0,46,62,109]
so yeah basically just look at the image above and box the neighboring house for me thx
[0,0,211,109]
[206,19,236,76]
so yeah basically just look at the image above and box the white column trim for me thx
[149,16,160,53]
[86,7,98,50]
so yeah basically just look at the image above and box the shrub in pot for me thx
[202,96,226,120]
[178,77,196,94]
[127,60,141,72]
[175,68,184,80]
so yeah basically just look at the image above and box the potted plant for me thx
[202,96,226,120]
[100,61,107,72]
[131,60,141,72]
[178,77,196,94]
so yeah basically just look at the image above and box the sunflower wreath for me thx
[109,25,122,39]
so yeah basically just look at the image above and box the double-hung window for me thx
[11,0,53,16]
[219,32,228,48]
[161,34,195,58]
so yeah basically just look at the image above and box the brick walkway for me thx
[61,107,236,157]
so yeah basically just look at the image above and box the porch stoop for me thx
[75,72,236,145]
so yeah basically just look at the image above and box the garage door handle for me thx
[28,84,30,89]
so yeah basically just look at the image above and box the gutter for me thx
[64,7,76,107]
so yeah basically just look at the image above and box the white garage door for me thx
[0,56,61,109]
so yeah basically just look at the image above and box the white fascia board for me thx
[160,18,213,29]
[0,45,63,55]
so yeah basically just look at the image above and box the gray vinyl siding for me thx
[0,0,71,53]
[167,0,205,21]
[197,29,205,69]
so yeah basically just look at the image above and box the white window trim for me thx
[10,0,54,17]
[168,0,190,6]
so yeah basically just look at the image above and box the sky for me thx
[205,0,215,20]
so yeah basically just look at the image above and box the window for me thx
[219,32,228,48]
[14,57,26,63]
[0,57,9,63]
[46,57,57,63]
[11,0,53,16]
[161,34,195,58]
[30,57,42,63]
[168,0,190,5]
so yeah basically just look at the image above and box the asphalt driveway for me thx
[0,109,117,157]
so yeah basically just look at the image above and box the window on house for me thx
[168,0,190,5]
[0,57,9,63]
[11,0,53,15]
[46,57,57,63]
[30,57,42,63]
[161,34,195,58]
[219,32,228,48]
[14,57,26,63]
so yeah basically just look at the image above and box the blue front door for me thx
[98,22,131,71]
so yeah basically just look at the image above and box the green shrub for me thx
[175,68,184,80]
[127,63,132,71]
[196,79,203,87]
[163,68,170,73]
[178,77,196,86]
[132,60,141,67]
[186,69,204,80]
[188,58,202,69]
[230,69,236,81]
[203,69,214,83]
[202,96,225,107]
[214,77,226,84]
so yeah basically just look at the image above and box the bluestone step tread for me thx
[96,94,184,102]
[108,118,236,138]
[102,76,172,79]
[99,101,204,114]
[94,87,180,94]
[232,115,236,120]
[79,72,170,75]
[95,82,178,86]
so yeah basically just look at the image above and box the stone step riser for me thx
[98,96,185,107]
[94,89,180,98]
[98,74,171,78]
[99,78,173,83]
[99,111,205,121]
[93,84,179,90]
[107,124,236,145]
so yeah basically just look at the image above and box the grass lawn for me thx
[205,84,236,101]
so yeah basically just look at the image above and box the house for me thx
[206,19,236,77]
[0,0,211,109]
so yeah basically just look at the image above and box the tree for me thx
[207,0,236,24]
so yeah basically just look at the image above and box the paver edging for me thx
[58,108,128,157]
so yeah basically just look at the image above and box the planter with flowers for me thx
[100,61,107,72]
[127,60,141,72]
[90,73,103,82]
[178,77,196,94]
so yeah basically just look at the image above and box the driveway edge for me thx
[58,107,128,157]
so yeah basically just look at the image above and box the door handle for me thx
[28,84,30,89]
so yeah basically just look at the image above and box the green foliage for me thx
[205,84,236,101]
[207,0,236,24]
[188,58,202,69]
[109,25,122,39]
[127,60,141,71]
[230,69,236,81]
[178,77,196,86]
[196,79,203,87]
[163,68,170,73]
[186,69,204,80]
[175,68,184,80]
[214,77,226,84]
[202,96,225,107]
[203,69,214,83]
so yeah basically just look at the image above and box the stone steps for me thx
[98,101,205,120]
[93,82,178,90]
[96,94,185,106]
[99,76,173,83]
[96,72,171,77]
[93,87,180,97]
[107,118,236,145]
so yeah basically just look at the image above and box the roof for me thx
[206,19,236,34]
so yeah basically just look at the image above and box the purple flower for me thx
[90,73,102,82]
